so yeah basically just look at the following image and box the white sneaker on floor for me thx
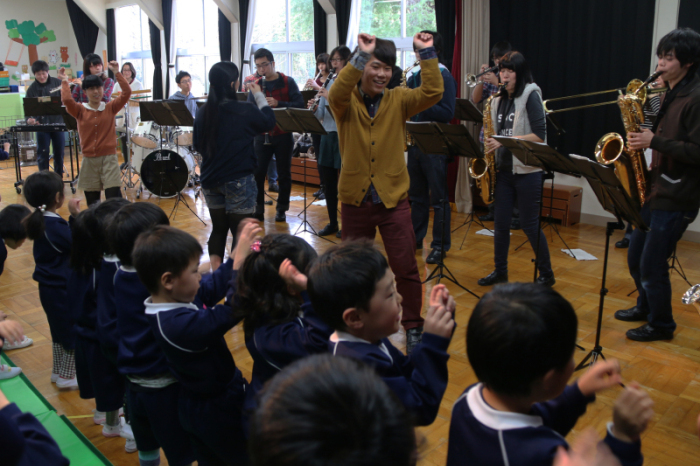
[0,364,21,380]
[51,373,59,383]
[125,438,137,453]
[3,336,33,350]
[93,409,106,425]
[119,417,134,440]
[55,376,78,389]
[102,422,121,438]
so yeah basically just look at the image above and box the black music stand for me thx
[138,100,203,224]
[272,108,329,241]
[407,121,480,299]
[492,137,579,279]
[568,154,647,371]
[451,99,494,245]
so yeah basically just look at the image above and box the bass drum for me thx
[140,149,190,198]
[131,121,161,173]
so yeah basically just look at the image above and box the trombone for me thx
[465,65,499,87]
[543,83,667,114]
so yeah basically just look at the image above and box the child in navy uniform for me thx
[447,283,653,466]
[133,222,261,465]
[249,354,418,466]
[22,171,80,388]
[0,204,34,352]
[69,200,133,450]
[308,241,455,426]
[236,234,332,426]
[109,202,194,466]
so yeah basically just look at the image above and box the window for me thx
[174,0,221,96]
[359,0,436,68]
[250,0,315,85]
[115,5,154,90]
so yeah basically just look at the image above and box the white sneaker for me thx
[55,376,78,389]
[125,438,137,453]
[0,364,21,380]
[102,422,121,438]
[93,409,106,425]
[119,417,134,440]
[3,336,33,350]
[51,373,59,383]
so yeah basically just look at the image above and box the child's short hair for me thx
[31,60,49,75]
[22,171,64,241]
[307,241,389,331]
[133,225,203,295]
[82,75,104,90]
[175,71,191,84]
[108,203,169,266]
[373,38,397,68]
[467,283,578,397]
[0,205,31,242]
[249,354,417,466]
[236,234,317,339]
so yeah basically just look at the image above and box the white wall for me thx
[327,14,338,51]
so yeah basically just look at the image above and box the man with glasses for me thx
[169,71,198,118]
[247,48,305,222]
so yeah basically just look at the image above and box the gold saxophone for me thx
[595,71,661,209]
[400,60,420,148]
[469,85,504,204]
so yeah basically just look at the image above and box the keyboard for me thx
[11,124,68,133]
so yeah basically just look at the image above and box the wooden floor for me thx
[1,158,700,465]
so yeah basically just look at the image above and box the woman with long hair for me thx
[193,62,276,270]
[72,53,114,103]
[478,51,554,288]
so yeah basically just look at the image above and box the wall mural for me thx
[5,20,56,66]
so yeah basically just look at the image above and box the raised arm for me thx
[59,68,82,117]
[403,33,444,119]
[109,64,131,114]
[329,33,376,122]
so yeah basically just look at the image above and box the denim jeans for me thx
[267,156,277,183]
[627,203,698,331]
[407,146,451,251]
[494,171,552,277]
[254,134,293,213]
[36,131,65,174]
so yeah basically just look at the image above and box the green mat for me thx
[1,353,113,465]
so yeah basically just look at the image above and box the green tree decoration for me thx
[5,19,57,65]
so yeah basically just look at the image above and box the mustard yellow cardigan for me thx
[329,57,444,208]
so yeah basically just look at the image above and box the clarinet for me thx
[311,71,336,113]
[261,75,272,145]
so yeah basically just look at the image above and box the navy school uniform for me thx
[446,382,643,466]
[330,331,450,426]
[96,255,120,363]
[32,213,75,350]
[1,238,7,276]
[0,403,69,466]
[69,268,125,412]
[146,269,248,465]
[244,292,332,418]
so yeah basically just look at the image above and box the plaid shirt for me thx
[479,81,499,143]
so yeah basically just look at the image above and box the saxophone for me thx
[469,85,504,205]
[400,60,420,148]
[595,71,661,209]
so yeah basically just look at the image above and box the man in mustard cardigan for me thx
[329,32,444,353]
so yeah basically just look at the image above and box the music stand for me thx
[492,137,580,279]
[272,108,329,241]
[138,100,203,224]
[21,97,80,192]
[301,90,317,104]
[568,154,647,371]
[407,121,480,299]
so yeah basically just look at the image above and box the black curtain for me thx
[162,0,174,97]
[106,9,117,79]
[66,0,99,58]
[434,0,455,70]
[336,0,352,45]
[490,0,655,158]
[149,19,164,100]
[218,10,232,62]
[239,0,250,73]
[679,0,700,38]
[313,0,327,58]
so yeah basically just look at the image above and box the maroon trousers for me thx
[341,198,424,330]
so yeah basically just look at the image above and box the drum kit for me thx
[117,91,201,200]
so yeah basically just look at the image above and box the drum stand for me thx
[160,169,206,225]
[120,104,143,196]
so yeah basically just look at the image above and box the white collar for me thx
[463,383,544,431]
[82,101,106,112]
[119,265,137,273]
[144,297,198,315]
[43,211,60,218]
[331,331,392,361]
[103,254,119,263]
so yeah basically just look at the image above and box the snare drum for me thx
[171,126,194,146]
[132,121,160,149]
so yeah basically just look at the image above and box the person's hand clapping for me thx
[423,284,455,339]
[611,382,654,443]
[577,359,623,397]
[68,198,81,218]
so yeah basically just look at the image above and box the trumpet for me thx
[465,66,499,87]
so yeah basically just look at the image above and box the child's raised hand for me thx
[429,284,447,307]
[233,220,263,270]
[612,382,654,443]
[0,320,24,348]
[68,198,81,217]
[279,258,307,293]
[423,297,455,340]
[577,359,622,397]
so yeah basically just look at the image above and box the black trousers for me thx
[318,165,339,225]
[254,133,294,213]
